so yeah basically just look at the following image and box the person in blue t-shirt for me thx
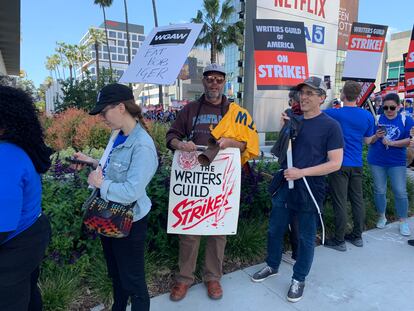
[251,77,343,303]
[367,93,414,236]
[323,81,376,251]
[0,85,53,311]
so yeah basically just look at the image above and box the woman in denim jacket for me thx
[74,83,158,311]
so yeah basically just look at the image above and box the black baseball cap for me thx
[89,83,134,115]
[296,76,327,94]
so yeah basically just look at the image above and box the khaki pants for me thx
[176,234,226,285]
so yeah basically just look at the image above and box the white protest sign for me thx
[342,22,387,82]
[119,23,202,85]
[167,148,241,235]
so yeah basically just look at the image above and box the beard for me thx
[205,90,222,101]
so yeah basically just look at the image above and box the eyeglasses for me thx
[299,90,321,97]
[204,76,225,84]
[383,106,397,111]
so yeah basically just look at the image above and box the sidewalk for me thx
[148,217,414,311]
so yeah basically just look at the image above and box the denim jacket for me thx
[100,123,158,221]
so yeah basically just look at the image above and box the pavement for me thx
[147,217,414,311]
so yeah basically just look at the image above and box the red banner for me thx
[405,25,414,72]
[405,25,414,93]
[356,82,375,107]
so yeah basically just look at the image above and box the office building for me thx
[77,20,145,79]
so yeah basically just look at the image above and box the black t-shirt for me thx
[287,112,344,211]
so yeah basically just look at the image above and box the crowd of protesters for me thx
[2,65,414,310]
[143,109,178,123]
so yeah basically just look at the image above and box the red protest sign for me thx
[405,26,414,72]
[356,82,375,107]
[405,26,414,93]
[253,19,308,90]
[342,22,387,82]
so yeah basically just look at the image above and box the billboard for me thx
[245,0,340,132]
[337,0,359,51]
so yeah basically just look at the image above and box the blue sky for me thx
[21,0,414,87]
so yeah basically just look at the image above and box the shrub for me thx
[45,108,110,151]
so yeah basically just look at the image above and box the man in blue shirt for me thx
[251,77,343,302]
[324,80,376,251]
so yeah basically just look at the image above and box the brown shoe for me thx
[206,280,223,300]
[170,282,190,301]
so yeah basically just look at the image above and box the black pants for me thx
[100,216,149,311]
[328,166,365,241]
[0,214,51,311]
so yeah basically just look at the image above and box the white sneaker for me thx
[376,215,387,229]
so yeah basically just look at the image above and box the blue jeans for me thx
[266,184,318,282]
[369,165,408,219]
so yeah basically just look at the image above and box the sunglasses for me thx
[383,106,397,111]
[204,76,225,84]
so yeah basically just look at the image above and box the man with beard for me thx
[166,64,249,301]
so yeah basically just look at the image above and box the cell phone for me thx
[378,125,386,132]
[65,157,95,167]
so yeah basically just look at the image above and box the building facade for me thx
[0,0,20,76]
[77,20,145,79]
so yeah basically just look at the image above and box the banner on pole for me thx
[253,19,308,90]
[167,148,241,235]
[356,82,375,107]
[404,25,414,93]
[119,23,202,85]
[342,22,387,82]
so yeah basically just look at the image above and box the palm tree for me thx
[85,28,107,81]
[45,56,56,80]
[191,0,244,63]
[45,53,62,80]
[56,42,78,80]
[123,0,131,64]
[76,44,90,79]
[94,0,114,72]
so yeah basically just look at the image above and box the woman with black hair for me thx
[367,93,414,236]
[0,85,53,310]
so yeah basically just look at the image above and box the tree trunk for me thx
[102,8,113,74]
[211,37,216,64]
[95,43,100,82]
[124,0,131,65]
[69,64,73,81]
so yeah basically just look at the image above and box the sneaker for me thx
[344,233,363,247]
[408,239,414,246]
[324,238,347,252]
[376,215,387,229]
[287,279,305,302]
[251,265,278,282]
[399,221,411,236]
